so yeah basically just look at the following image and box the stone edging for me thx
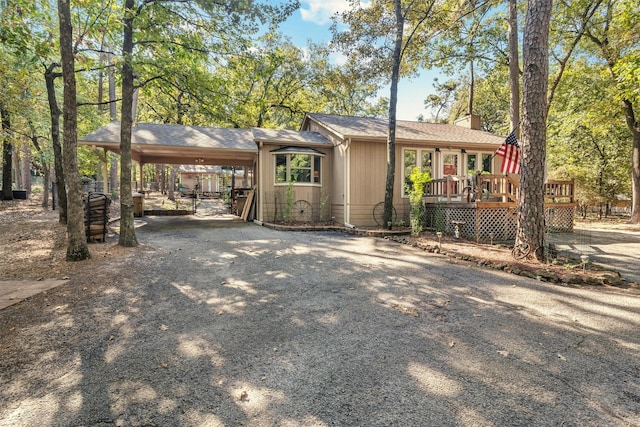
[261,222,412,237]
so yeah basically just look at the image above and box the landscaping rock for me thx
[535,269,559,282]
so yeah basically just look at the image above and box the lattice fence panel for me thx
[424,205,518,242]
[424,205,446,232]
[446,207,476,239]
[546,206,574,233]
[423,205,476,240]
[476,208,518,242]
[425,204,575,243]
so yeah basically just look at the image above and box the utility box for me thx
[132,193,144,217]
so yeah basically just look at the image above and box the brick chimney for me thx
[454,114,481,130]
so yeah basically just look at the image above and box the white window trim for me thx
[465,151,495,175]
[401,147,434,198]
[273,153,322,187]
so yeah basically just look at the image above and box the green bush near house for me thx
[408,167,431,236]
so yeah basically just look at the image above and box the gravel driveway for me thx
[1,216,639,426]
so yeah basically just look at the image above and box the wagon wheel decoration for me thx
[292,200,313,222]
[373,202,397,227]
[511,241,532,260]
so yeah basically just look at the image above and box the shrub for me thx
[407,167,431,236]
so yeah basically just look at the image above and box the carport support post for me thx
[231,166,236,211]
[139,162,144,192]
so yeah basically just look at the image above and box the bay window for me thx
[272,147,323,184]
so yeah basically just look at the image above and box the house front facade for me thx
[82,113,561,235]
[254,113,505,227]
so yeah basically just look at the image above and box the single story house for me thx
[81,113,575,239]
[176,165,249,197]
[176,165,223,195]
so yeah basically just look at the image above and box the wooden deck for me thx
[423,175,576,242]
[424,174,574,205]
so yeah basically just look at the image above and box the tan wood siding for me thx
[259,142,333,222]
[349,140,386,205]
[349,203,377,227]
[346,140,412,226]
[331,204,344,224]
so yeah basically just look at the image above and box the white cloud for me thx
[329,51,348,66]
[300,0,370,26]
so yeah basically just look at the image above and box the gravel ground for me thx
[1,215,639,426]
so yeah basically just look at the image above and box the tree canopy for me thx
[1,0,639,255]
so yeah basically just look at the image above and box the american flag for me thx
[495,130,520,174]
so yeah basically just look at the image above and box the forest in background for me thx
[1,0,638,220]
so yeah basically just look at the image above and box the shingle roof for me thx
[251,128,331,145]
[81,122,258,152]
[304,113,505,145]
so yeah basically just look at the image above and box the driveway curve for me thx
[1,216,639,426]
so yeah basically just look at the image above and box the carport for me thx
[80,121,259,191]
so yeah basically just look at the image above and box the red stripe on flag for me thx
[496,142,520,174]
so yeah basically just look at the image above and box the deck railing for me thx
[426,175,472,201]
[425,174,574,204]
[544,179,574,203]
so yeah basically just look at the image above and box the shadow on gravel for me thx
[1,220,639,426]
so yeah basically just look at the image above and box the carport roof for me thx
[80,121,258,167]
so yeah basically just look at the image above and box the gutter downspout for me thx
[344,137,356,228]
[256,141,263,223]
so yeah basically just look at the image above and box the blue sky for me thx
[276,0,441,121]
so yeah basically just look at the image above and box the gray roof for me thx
[304,113,505,145]
[81,122,258,152]
[251,128,331,145]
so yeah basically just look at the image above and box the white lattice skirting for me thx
[424,204,574,243]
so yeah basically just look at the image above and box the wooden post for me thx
[139,162,144,192]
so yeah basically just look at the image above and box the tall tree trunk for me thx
[118,0,138,247]
[58,0,90,261]
[42,165,51,208]
[97,44,111,195]
[468,60,474,115]
[508,0,520,135]
[28,121,50,208]
[45,63,68,223]
[108,56,119,198]
[98,50,105,114]
[581,1,636,222]
[622,100,640,223]
[383,0,404,230]
[21,144,31,192]
[13,147,22,190]
[1,104,13,200]
[517,0,552,261]
[109,53,117,120]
